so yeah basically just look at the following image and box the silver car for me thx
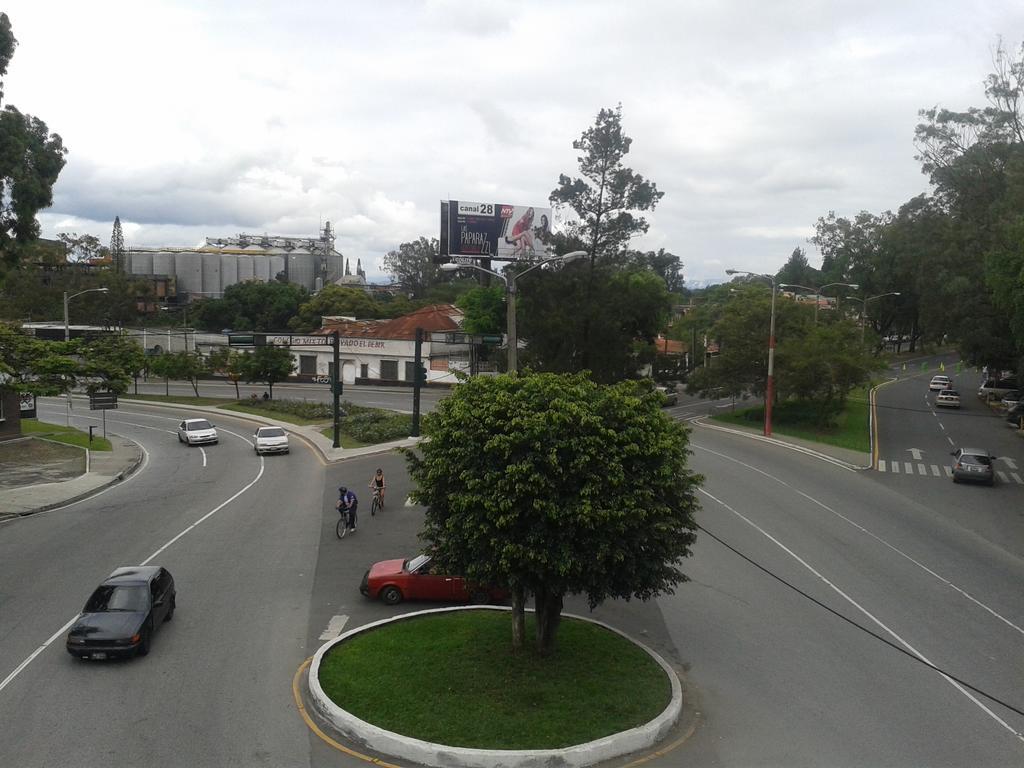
[177,418,218,446]
[253,426,289,455]
[950,447,996,485]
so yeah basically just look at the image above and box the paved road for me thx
[873,358,1024,559]
[0,402,324,768]
[3,387,1022,767]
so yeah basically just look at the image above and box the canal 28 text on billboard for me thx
[440,201,553,261]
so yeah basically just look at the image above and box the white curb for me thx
[308,605,682,768]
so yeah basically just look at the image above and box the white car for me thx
[177,418,218,446]
[253,426,289,455]
[935,389,960,408]
[928,375,952,391]
[655,386,679,407]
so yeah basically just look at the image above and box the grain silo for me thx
[237,255,254,283]
[219,254,238,289]
[130,251,153,276]
[287,250,314,290]
[152,252,174,276]
[253,256,270,282]
[268,255,286,282]
[201,253,222,296]
[176,253,203,294]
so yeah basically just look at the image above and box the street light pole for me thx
[727,269,777,437]
[779,282,858,324]
[442,251,586,373]
[62,287,110,424]
[857,292,901,345]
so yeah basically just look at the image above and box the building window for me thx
[380,360,398,380]
[299,355,317,375]
[404,361,415,381]
[360,363,368,379]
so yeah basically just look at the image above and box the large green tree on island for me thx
[402,372,702,655]
[0,13,67,272]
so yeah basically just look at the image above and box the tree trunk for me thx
[191,378,199,397]
[534,587,563,656]
[510,586,526,652]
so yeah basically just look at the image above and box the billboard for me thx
[440,201,553,261]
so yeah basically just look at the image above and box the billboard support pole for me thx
[507,279,518,373]
[332,331,341,449]
[412,327,423,437]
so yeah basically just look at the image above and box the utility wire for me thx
[695,522,1024,720]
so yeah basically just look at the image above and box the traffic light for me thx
[416,364,428,385]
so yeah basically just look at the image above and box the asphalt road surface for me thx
[1,386,1021,767]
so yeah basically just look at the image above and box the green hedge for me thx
[246,398,413,443]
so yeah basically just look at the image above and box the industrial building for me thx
[124,223,346,300]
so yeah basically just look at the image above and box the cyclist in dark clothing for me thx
[337,486,358,532]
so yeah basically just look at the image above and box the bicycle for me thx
[336,507,353,539]
[369,486,383,516]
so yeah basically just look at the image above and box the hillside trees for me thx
[0,13,67,272]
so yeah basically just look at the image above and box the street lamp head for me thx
[439,263,462,272]
[560,250,587,263]
[97,287,109,293]
[725,269,739,275]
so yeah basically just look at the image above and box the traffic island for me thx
[307,606,682,768]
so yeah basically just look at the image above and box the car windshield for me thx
[84,585,149,612]
[941,391,959,397]
[188,420,213,431]
[259,428,285,437]
[961,454,991,466]
[406,554,431,572]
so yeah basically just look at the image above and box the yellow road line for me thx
[292,657,406,767]
[620,711,701,766]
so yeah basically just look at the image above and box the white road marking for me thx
[700,486,1024,744]
[695,444,1024,640]
[908,448,924,460]
[931,465,941,477]
[891,461,899,474]
[200,447,207,467]
[997,471,1009,483]
[879,460,887,472]
[1011,473,1023,484]
[318,614,350,640]
[0,454,265,697]
[1002,457,1019,471]
[904,462,913,474]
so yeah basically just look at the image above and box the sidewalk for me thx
[0,434,144,519]
[0,397,421,520]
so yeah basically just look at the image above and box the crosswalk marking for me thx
[875,461,1023,484]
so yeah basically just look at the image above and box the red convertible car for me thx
[360,554,507,606]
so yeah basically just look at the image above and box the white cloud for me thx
[6,0,1024,284]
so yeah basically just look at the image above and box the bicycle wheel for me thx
[336,516,348,539]
[371,496,381,516]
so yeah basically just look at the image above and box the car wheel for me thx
[164,595,176,622]
[178,434,183,443]
[380,586,403,606]
[469,589,491,605]
[136,627,152,657]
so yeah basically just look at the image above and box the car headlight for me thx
[67,636,85,644]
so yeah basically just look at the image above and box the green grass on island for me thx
[317,610,672,750]
[21,419,113,451]
[712,387,871,453]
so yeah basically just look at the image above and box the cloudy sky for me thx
[6,1,1024,285]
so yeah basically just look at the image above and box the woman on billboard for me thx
[505,207,535,257]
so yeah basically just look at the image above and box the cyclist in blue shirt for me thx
[337,486,358,532]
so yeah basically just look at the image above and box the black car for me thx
[66,566,176,660]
